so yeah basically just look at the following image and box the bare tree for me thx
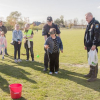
[73,18,78,26]
[68,19,73,28]
[81,19,87,25]
[60,15,64,25]
[64,20,68,27]
[54,18,61,26]
[24,17,30,23]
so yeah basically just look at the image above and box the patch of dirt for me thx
[60,63,100,68]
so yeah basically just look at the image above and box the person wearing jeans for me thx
[12,24,23,63]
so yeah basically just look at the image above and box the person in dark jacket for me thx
[44,28,63,74]
[0,20,8,55]
[42,16,61,71]
[84,12,99,82]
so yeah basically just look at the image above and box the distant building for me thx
[33,21,41,26]
[40,23,45,26]
[71,25,87,29]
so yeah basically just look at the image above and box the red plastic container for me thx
[9,83,22,99]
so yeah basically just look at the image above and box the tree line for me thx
[54,15,87,28]
[0,11,87,31]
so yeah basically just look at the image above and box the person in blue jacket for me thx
[44,28,63,74]
[12,24,23,63]
[42,16,61,71]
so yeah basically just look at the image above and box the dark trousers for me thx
[4,35,8,54]
[4,36,8,54]
[49,52,59,72]
[87,47,98,78]
[5,48,7,54]
[25,41,34,60]
[87,47,98,52]
[44,49,49,69]
[14,42,21,59]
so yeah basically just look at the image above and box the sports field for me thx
[0,29,100,100]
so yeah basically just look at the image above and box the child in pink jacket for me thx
[0,31,7,59]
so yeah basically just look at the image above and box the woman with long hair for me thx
[12,24,23,63]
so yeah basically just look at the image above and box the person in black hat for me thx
[44,28,63,74]
[0,20,8,55]
[42,16,61,71]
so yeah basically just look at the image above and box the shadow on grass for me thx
[0,76,9,93]
[0,62,37,83]
[13,97,27,100]
[1,55,100,94]
[0,61,37,94]
[16,60,100,92]
[53,68,100,92]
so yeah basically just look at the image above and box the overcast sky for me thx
[0,0,100,23]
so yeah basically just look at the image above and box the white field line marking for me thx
[60,63,100,68]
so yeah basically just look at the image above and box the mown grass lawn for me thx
[0,29,100,100]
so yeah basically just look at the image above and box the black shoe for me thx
[84,74,91,78]
[87,78,97,82]
[5,53,9,55]
[32,59,34,62]
[87,66,97,82]
[43,68,48,71]
[32,58,34,62]
[84,66,92,78]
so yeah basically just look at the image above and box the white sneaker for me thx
[14,59,18,63]
[55,72,58,74]
[18,59,22,62]
[2,57,4,59]
[49,72,53,75]
[26,60,29,61]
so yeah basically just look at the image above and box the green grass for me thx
[0,29,100,100]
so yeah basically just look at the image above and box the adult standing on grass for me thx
[0,20,8,55]
[42,16,61,71]
[84,12,99,82]
[23,24,34,62]
[12,24,23,63]
[44,28,63,74]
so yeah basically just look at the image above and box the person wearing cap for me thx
[42,16,61,71]
[44,28,63,74]
[12,24,23,63]
[0,31,7,59]
[0,20,8,55]
[23,24,34,62]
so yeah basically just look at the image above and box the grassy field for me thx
[0,29,100,100]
